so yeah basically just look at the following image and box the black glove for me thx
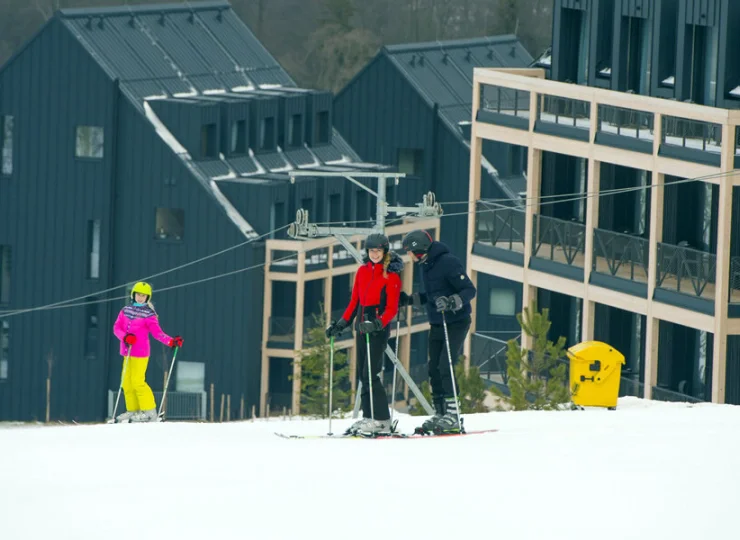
[358,319,383,334]
[325,319,348,339]
[399,291,422,307]
[435,294,463,313]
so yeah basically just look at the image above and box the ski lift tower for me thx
[288,170,443,416]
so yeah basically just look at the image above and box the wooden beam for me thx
[712,123,735,403]
[582,152,600,342]
[291,250,306,414]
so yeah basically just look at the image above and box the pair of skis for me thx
[275,428,498,440]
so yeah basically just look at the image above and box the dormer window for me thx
[261,117,275,150]
[315,111,329,144]
[230,120,247,155]
[288,114,303,147]
[201,123,217,159]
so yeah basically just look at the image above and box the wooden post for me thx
[219,394,225,422]
[644,111,664,400]
[266,403,271,418]
[292,250,307,415]
[227,394,231,422]
[46,349,53,423]
[210,383,215,422]
[465,77,483,367]
[251,404,256,421]
[240,395,245,420]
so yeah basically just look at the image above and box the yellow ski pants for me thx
[121,356,156,412]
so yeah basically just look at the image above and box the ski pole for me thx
[109,345,132,424]
[365,320,375,421]
[390,315,400,423]
[328,336,335,435]
[441,312,462,432]
[158,345,179,421]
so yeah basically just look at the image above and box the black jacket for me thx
[418,242,476,325]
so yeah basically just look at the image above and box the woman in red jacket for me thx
[325,233,403,436]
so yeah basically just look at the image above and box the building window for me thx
[397,148,424,176]
[84,300,98,362]
[269,201,285,239]
[177,361,205,392]
[621,16,652,94]
[489,289,516,316]
[87,220,101,279]
[0,246,10,305]
[261,117,275,150]
[201,123,217,159]
[315,111,329,144]
[289,114,303,147]
[230,120,247,155]
[75,126,104,159]
[0,320,8,380]
[301,197,313,217]
[1,115,13,175]
[155,208,184,241]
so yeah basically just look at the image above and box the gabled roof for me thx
[379,35,532,201]
[52,2,382,238]
[383,35,532,132]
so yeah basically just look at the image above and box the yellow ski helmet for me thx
[131,281,152,301]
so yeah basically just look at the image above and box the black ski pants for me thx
[356,328,391,420]
[428,316,471,399]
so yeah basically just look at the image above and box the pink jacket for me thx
[113,304,173,357]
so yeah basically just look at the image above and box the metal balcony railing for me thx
[538,94,590,130]
[662,115,722,154]
[592,228,649,283]
[481,83,530,118]
[656,242,716,299]
[475,200,526,252]
[470,333,513,384]
[730,257,740,303]
[531,214,586,267]
[597,104,654,142]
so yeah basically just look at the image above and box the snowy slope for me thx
[1,397,739,540]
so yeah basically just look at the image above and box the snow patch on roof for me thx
[248,149,267,176]
[259,83,282,89]
[298,143,321,169]
[144,101,189,156]
[325,155,352,165]
[203,89,227,95]
[207,179,259,239]
[173,89,199,98]
[231,85,255,92]
[144,94,168,101]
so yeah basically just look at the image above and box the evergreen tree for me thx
[456,362,489,413]
[294,312,351,417]
[494,303,571,410]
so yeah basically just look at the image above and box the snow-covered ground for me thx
[2,397,739,540]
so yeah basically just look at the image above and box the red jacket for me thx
[342,259,402,328]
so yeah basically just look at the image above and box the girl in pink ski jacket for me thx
[112,281,183,423]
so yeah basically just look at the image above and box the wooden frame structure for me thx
[261,218,441,415]
[466,68,740,403]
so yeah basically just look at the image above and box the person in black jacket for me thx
[400,229,476,434]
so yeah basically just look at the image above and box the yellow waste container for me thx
[567,341,625,409]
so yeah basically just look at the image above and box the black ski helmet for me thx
[402,229,433,256]
[365,233,390,253]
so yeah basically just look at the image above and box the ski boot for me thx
[115,411,136,423]
[344,417,371,436]
[130,408,158,422]
[414,396,446,435]
[358,419,397,438]
[432,398,464,435]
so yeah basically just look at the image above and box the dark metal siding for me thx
[0,18,116,421]
[621,0,652,17]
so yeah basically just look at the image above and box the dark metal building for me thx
[333,36,533,339]
[0,1,383,421]
[533,0,740,402]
